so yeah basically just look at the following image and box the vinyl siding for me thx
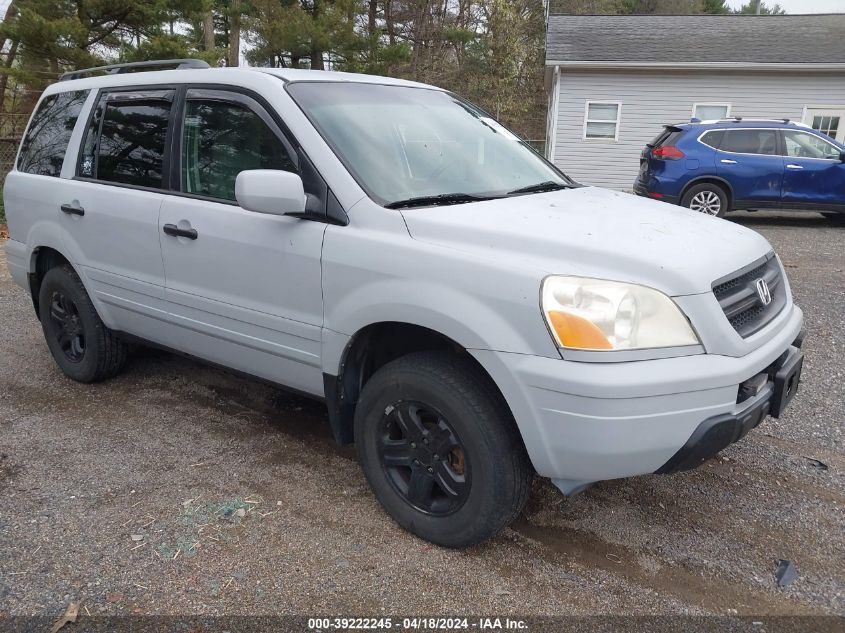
[551,70,845,190]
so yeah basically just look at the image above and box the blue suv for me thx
[634,119,845,218]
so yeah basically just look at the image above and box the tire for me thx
[822,212,845,224]
[38,264,128,383]
[681,183,729,218]
[354,351,533,548]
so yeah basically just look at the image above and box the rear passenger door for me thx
[157,88,326,395]
[5,88,89,254]
[715,128,784,206]
[59,87,175,335]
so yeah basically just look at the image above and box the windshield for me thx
[287,82,572,206]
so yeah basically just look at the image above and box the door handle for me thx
[786,164,804,170]
[720,159,738,164]
[60,203,85,216]
[163,223,198,240]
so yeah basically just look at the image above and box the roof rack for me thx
[59,59,210,82]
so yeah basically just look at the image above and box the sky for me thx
[727,0,845,11]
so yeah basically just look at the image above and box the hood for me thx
[400,187,773,296]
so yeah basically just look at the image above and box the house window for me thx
[584,102,621,140]
[811,115,840,139]
[693,103,731,121]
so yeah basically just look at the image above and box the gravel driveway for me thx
[0,211,843,624]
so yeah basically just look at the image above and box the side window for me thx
[181,96,296,201]
[18,90,88,176]
[720,129,778,156]
[699,130,725,149]
[783,130,841,160]
[79,90,174,189]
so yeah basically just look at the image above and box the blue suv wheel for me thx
[681,182,729,218]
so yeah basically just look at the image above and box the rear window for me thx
[17,90,89,177]
[79,90,174,189]
[699,130,725,149]
[648,127,683,148]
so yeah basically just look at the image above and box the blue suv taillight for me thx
[651,146,685,160]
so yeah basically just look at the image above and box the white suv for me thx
[3,60,805,547]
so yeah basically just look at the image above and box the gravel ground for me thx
[0,211,842,623]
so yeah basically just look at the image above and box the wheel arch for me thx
[28,246,74,318]
[323,321,519,448]
[680,176,734,210]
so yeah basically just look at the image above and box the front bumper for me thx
[470,304,803,492]
[656,342,803,474]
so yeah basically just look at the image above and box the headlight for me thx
[541,276,699,351]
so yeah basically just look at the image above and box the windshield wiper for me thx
[384,192,499,209]
[507,181,571,195]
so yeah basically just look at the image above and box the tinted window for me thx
[182,98,296,201]
[721,129,778,155]
[84,90,174,188]
[18,90,88,176]
[649,127,682,148]
[784,130,841,160]
[699,130,725,149]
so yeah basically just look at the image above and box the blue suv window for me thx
[699,130,725,149]
[720,129,778,155]
[784,130,841,160]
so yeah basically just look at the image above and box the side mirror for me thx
[235,169,306,216]
[840,151,845,163]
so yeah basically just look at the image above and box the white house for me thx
[544,13,845,190]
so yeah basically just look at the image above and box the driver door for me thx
[780,129,845,209]
[158,88,326,395]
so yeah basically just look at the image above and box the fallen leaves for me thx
[48,602,78,633]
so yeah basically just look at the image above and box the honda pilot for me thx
[3,60,805,547]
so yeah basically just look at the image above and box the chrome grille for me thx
[713,255,785,338]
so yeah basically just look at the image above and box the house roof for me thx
[546,14,845,67]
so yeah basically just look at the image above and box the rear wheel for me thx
[681,183,729,218]
[38,264,128,383]
[354,352,533,548]
[822,212,845,224]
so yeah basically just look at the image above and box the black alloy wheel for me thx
[38,264,128,383]
[377,400,470,516]
[47,289,86,363]
[354,351,533,548]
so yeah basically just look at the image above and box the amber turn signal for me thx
[547,310,612,350]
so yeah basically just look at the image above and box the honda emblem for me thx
[755,278,772,306]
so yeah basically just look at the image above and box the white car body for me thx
[4,65,803,503]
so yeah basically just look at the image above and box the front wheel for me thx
[354,352,533,548]
[681,183,729,218]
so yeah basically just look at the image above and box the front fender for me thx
[323,279,554,375]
